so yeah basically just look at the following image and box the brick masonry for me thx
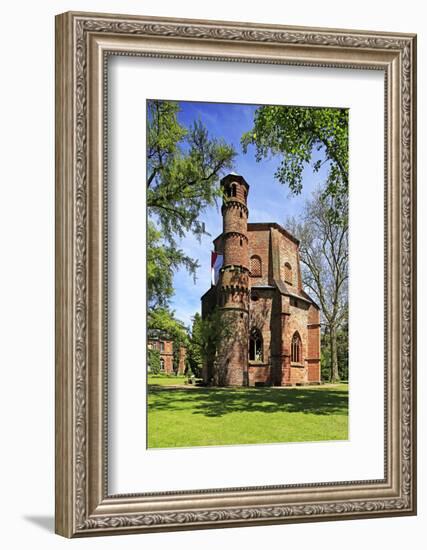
[148,339,187,375]
[201,174,321,387]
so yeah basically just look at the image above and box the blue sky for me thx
[152,100,329,328]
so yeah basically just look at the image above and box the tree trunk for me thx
[329,326,340,383]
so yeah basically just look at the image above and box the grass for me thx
[147,383,348,448]
[147,374,188,386]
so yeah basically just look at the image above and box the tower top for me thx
[220,173,250,190]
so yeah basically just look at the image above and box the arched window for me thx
[160,358,165,371]
[226,183,237,198]
[291,332,302,363]
[160,341,165,352]
[284,262,293,285]
[250,255,262,277]
[249,328,263,362]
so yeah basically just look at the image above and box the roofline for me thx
[220,173,250,190]
[299,288,321,309]
[213,223,299,247]
[247,222,300,245]
[200,285,216,301]
[251,285,275,289]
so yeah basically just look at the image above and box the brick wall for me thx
[277,229,300,290]
[216,309,249,386]
[248,226,271,285]
[162,353,174,374]
[222,202,247,234]
[223,232,249,270]
[307,304,321,382]
[248,365,272,386]
[201,177,321,387]
[178,346,186,375]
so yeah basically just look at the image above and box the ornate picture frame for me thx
[55,11,417,537]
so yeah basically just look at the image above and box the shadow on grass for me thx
[148,387,348,418]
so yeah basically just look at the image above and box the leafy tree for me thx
[147,100,236,330]
[242,106,348,222]
[147,307,188,342]
[147,221,196,309]
[287,189,348,383]
[336,322,349,381]
[148,100,236,243]
[147,308,189,376]
[197,307,235,386]
[321,323,348,382]
[187,313,204,377]
[148,347,161,375]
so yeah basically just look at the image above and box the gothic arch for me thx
[249,328,263,362]
[291,331,302,363]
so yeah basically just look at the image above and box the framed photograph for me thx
[55,11,417,537]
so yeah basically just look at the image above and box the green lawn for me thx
[147,374,188,386]
[147,383,348,448]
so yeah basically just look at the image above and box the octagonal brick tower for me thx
[216,174,250,386]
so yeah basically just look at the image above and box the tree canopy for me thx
[242,106,348,222]
[287,190,348,382]
[186,312,204,377]
[147,100,236,339]
[147,100,236,245]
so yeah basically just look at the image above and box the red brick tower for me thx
[216,174,250,386]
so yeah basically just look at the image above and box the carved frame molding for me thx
[55,11,416,537]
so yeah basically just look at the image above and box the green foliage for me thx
[147,99,236,245]
[287,189,348,383]
[147,221,198,309]
[147,308,188,376]
[146,100,236,337]
[321,325,349,382]
[200,308,233,364]
[147,307,188,342]
[242,106,348,222]
[187,313,204,377]
[148,348,161,375]
[186,309,235,379]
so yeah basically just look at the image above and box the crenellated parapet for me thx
[219,267,249,290]
[221,199,248,216]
